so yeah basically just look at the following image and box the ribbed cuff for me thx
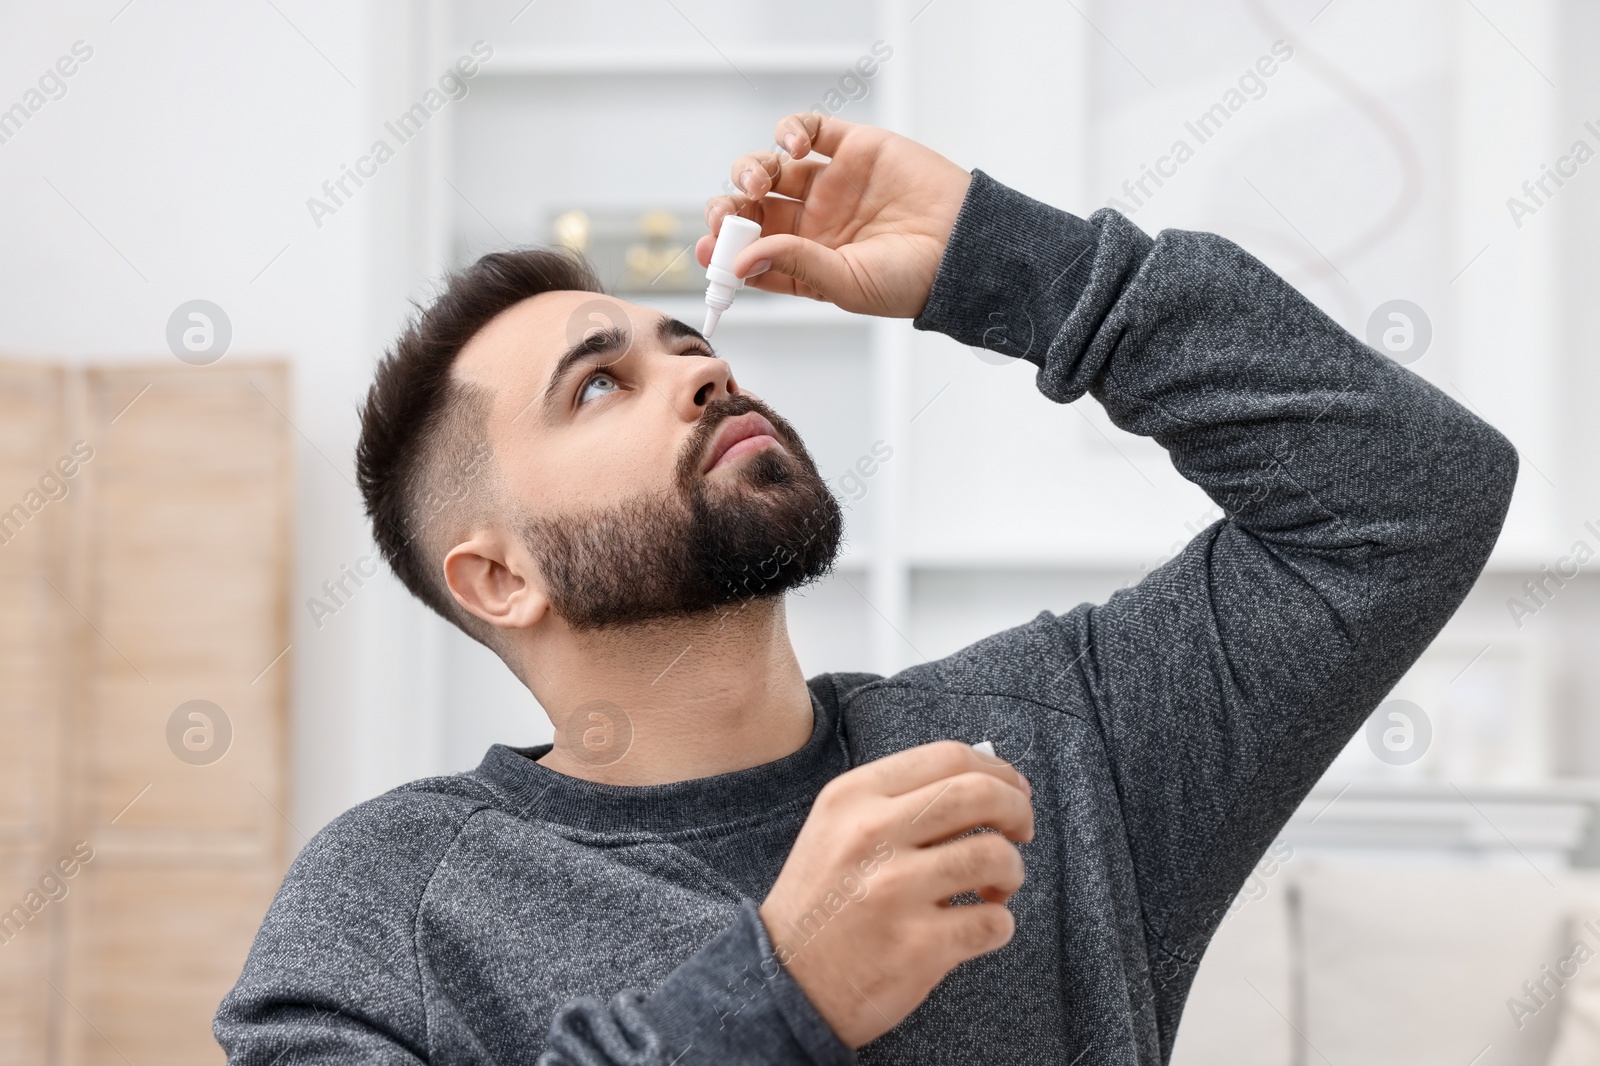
[643,900,856,1065]
[746,899,858,1064]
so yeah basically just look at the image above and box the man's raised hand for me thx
[696,113,973,319]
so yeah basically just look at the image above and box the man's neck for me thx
[525,598,815,786]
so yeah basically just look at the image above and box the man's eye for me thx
[578,373,620,405]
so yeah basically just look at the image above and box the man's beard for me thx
[522,394,844,630]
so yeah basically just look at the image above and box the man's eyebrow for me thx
[533,314,714,421]
[658,315,711,349]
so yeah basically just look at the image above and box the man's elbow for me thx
[1432,414,1519,566]
[1469,420,1519,537]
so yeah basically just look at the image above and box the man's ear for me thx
[442,531,550,632]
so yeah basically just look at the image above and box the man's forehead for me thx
[452,290,651,394]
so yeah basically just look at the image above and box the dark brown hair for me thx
[356,247,604,644]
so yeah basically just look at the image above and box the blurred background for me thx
[1,0,1598,1062]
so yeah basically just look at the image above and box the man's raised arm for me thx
[910,167,1517,1002]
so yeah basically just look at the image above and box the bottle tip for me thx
[703,307,721,337]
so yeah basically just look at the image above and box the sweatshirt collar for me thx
[472,683,846,835]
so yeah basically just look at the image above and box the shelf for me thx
[1287,780,1600,867]
[475,47,868,78]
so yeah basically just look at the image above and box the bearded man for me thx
[215,113,1516,1065]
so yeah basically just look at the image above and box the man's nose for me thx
[670,354,738,421]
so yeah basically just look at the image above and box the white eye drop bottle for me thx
[703,215,762,337]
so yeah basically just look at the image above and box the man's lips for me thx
[701,411,783,473]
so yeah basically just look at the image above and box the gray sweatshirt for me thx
[214,169,1517,1064]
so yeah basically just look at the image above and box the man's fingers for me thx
[704,192,758,236]
[974,883,1015,905]
[728,233,855,305]
[769,156,827,201]
[705,165,817,242]
[699,194,772,268]
[737,264,824,300]
[850,740,1030,803]
[728,152,773,198]
[775,112,857,161]
[703,193,801,243]
[730,151,828,203]
[913,832,1026,904]
[932,893,1017,963]
[693,231,820,298]
[897,771,1034,846]
[741,196,803,240]
[695,197,802,268]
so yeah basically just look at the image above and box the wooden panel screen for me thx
[0,360,292,1065]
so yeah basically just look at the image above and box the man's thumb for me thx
[736,234,851,303]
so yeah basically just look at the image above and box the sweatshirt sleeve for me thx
[912,169,1518,1010]
[538,899,855,1066]
[212,794,458,1064]
[217,791,852,1066]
